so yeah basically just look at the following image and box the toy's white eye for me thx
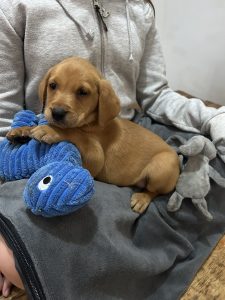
[38,175,53,191]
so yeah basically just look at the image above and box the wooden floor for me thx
[181,234,225,299]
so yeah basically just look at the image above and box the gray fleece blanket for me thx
[1,114,225,300]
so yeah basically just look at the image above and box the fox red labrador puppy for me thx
[7,57,180,213]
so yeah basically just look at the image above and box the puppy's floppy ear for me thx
[98,80,120,127]
[38,67,53,111]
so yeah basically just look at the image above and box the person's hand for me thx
[206,112,225,163]
[0,272,12,297]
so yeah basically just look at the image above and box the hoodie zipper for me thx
[93,0,109,32]
[93,0,109,75]
[0,214,45,300]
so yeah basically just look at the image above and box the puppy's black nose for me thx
[52,108,67,121]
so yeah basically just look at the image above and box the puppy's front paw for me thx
[6,126,33,143]
[131,192,151,214]
[31,125,62,144]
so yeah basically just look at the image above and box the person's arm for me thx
[136,16,225,134]
[0,7,25,140]
[136,14,225,162]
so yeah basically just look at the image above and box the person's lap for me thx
[1,115,225,299]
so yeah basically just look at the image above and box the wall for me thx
[152,0,225,105]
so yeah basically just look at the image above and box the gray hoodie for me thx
[0,0,224,139]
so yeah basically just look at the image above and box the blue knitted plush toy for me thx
[0,110,94,217]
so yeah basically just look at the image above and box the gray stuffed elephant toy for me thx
[167,135,225,221]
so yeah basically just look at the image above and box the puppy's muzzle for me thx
[52,107,67,122]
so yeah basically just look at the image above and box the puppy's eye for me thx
[77,87,89,97]
[49,82,57,90]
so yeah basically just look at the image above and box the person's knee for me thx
[0,235,24,290]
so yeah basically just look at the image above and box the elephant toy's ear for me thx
[202,138,217,160]
[179,136,217,160]
[179,136,204,156]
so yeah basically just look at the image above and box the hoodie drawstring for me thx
[55,0,95,40]
[125,0,134,62]
[56,0,132,62]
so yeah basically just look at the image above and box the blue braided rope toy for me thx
[0,110,94,217]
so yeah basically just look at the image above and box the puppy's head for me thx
[39,57,120,128]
